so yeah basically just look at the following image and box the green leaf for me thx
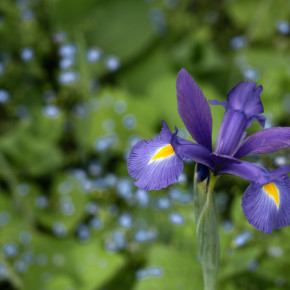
[134,244,203,290]
[51,0,155,62]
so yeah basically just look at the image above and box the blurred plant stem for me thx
[0,153,35,228]
[0,251,23,289]
[194,164,219,290]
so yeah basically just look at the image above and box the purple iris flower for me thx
[127,68,290,234]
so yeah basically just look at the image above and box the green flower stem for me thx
[194,166,220,290]
[0,251,23,289]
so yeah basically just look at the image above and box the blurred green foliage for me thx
[0,0,289,289]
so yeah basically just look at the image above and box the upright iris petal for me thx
[214,108,248,156]
[176,69,213,151]
[212,81,265,156]
[227,82,264,118]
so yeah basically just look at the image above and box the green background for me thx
[0,0,290,289]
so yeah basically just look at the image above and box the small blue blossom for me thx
[0,89,9,103]
[58,71,79,84]
[43,105,60,118]
[277,20,290,35]
[86,47,102,63]
[169,212,185,226]
[2,243,19,257]
[20,47,34,62]
[105,56,120,72]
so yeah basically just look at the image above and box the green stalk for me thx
[0,252,23,289]
[193,165,220,290]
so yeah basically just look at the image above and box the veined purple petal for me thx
[242,182,277,234]
[242,175,290,234]
[235,127,290,158]
[176,68,213,151]
[160,120,172,139]
[209,152,241,175]
[127,138,183,191]
[214,109,249,156]
[271,165,290,180]
[227,81,264,118]
[209,99,227,107]
[274,176,290,230]
[127,122,183,191]
[220,159,290,184]
[213,82,265,156]
[251,115,266,128]
[171,134,213,170]
[219,160,270,184]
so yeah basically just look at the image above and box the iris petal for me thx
[127,137,183,191]
[127,122,183,191]
[213,81,265,156]
[218,159,269,184]
[214,108,249,156]
[242,175,290,234]
[242,182,278,234]
[235,127,290,158]
[274,175,290,230]
[219,159,290,184]
[227,81,264,118]
[171,134,214,170]
[176,68,213,151]
[209,99,227,107]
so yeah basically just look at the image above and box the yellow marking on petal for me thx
[263,182,279,208]
[150,145,175,162]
